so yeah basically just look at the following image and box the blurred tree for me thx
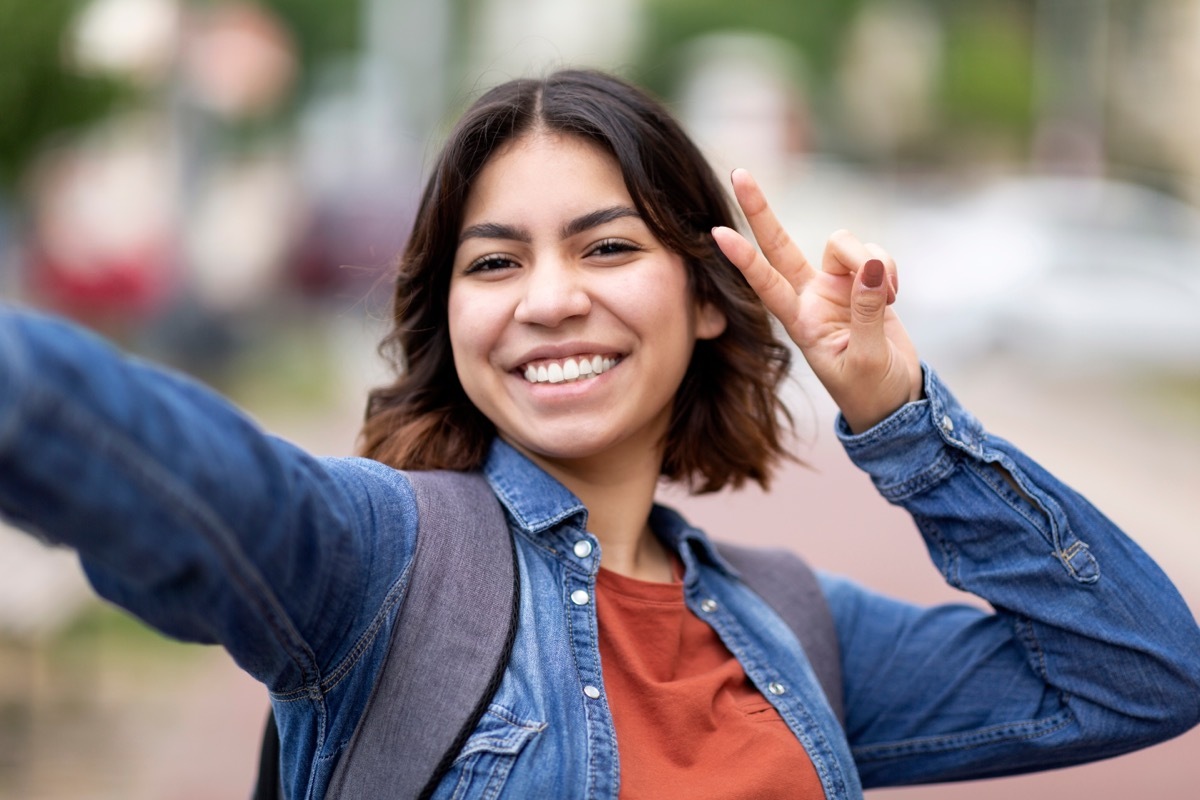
[938,2,1035,147]
[0,0,128,191]
[637,0,1040,166]
[635,0,865,99]
[0,0,365,192]
[259,0,361,100]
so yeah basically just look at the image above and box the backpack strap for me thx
[326,469,518,800]
[253,469,518,800]
[714,542,844,726]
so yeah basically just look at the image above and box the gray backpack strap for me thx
[326,470,518,800]
[715,543,844,726]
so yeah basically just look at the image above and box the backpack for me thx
[254,470,842,799]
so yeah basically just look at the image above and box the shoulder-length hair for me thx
[360,69,793,493]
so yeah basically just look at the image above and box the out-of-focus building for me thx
[1107,0,1200,203]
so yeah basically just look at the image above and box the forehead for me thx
[460,133,633,229]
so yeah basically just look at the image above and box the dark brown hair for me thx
[360,69,793,493]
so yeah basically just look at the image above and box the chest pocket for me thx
[433,704,546,800]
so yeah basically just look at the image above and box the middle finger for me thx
[729,168,815,292]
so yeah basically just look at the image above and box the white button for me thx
[767,681,787,696]
[940,414,955,432]
[699,599,718,613]
[570,589,590,606]
[573,540,593,558]
[583,685,601,699]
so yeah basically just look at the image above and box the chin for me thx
[503,430,636,466]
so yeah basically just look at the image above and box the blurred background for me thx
[0,0,1197,797]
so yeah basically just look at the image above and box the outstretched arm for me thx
[0,306,417,693]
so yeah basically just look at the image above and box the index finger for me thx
[730,168,816,291]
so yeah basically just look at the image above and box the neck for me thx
[513,438,675,583]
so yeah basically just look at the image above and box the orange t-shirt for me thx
[595,566,826,799]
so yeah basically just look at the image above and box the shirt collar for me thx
[649,504,738,582]
[482,438,737,578]
[483,438,588,535]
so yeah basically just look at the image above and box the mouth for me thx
[519,354,623,385]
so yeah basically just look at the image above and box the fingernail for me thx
[863,259,885,288]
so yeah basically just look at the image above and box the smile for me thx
[522,355,621,384]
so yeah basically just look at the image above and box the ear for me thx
[694,301,727,340]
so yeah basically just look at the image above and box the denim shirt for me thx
[2,308,1199,800]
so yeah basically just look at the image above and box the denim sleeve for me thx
[826,364,1200,787]
[0,307,419,695]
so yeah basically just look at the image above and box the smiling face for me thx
[447,132,726,476]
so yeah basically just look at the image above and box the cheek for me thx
[447,287,512,395]
[447,287,490,356]
[620,264,697,333]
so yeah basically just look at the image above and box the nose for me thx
[513,260,591,327]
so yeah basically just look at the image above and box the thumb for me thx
[848,259,889,357]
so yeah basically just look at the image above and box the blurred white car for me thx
[888,175,1200,373]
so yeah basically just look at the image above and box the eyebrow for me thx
[458,205,641,244]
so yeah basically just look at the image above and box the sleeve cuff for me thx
[834,363,991,501]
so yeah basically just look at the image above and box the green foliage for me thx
[259,0,362,97]
[0,0,129,189]
[0,0,365,191]
[634,0,864,97]
[939,5,1034,136]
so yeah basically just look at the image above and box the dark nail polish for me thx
[863,259,885,288]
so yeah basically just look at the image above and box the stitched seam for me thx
[851,710,1074,760]
[876,449,959,501]
[970,460,1051,539]
[840,401,927,447]
[917,518,962,589]
[488,472,584,533]
[318,558,414,693]
[1015,616,1052,683]
[702,594,848,798]
[53,397,318,692]
[969,459,1097,583]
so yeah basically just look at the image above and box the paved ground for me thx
[1,351,1196,799]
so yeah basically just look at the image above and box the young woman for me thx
[2,69,1198,800]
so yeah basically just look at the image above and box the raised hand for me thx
[711,169,923,433]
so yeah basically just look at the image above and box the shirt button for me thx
[940,414,955,432]
[573,540,593,558]
[767,681,787,696]
[699,598,718,613]
[583,685,601,700]
[570,589,590,606]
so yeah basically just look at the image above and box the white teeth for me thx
[521,355,619,384]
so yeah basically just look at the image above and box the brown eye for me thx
[464,254,518,275]
[588,239,642,258]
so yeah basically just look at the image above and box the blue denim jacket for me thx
[2,308,1199,800]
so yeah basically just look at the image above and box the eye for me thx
[587,238,643,259]
[463,253,518,275]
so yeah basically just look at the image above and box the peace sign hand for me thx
[711,169,923,434]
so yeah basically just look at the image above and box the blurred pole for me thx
[363,0,452,152]
[1032,0,1110,173]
